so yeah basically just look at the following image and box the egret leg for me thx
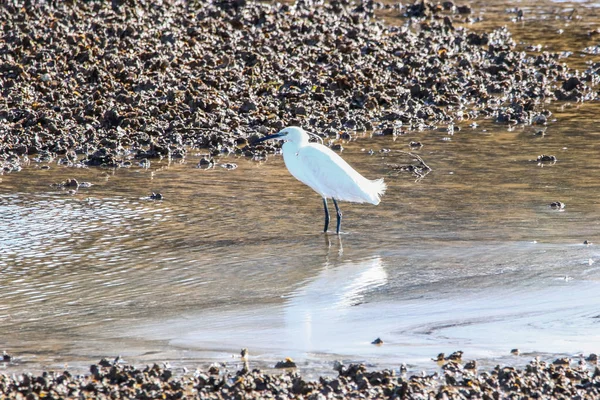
[323,198,330,233]
[333,198,342,234]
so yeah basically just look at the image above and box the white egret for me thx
[255,126,386,234]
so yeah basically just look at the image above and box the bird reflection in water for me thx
[284,250,388,353]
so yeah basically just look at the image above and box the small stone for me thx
[456,4,472,14]
[447,351,463,361]
[532,114,547,125]
[274,358,297,368]
[442,1,454,10]
[553,357,571,366]
[220,163,238,170]
[294,106,307,115]
[563,77,582,91]
[537,154,556,162]
[235,138,249,148]
[197,157,214,169]
[239,101,257,113]
[64,179,79,188]
[442,361,462,372]
[333,360,344,372]
[98,358,112,367]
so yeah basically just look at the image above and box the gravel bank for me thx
[1,0,598,174]
[1,356,600,399]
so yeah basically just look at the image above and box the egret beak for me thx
[253,132,286,144]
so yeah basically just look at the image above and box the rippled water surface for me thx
[3,0,600,375]
[2,101,600,375]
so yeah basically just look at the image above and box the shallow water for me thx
[3,0,600,376]
[2,99,600,375]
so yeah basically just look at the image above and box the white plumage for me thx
[256,126,386,234]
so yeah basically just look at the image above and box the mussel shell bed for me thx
[1,0,596,173]
[1,356,599,398]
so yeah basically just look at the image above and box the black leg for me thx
[323,198,330,233]
[333,198,342,234]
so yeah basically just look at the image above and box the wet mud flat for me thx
[2,0,600,174]
[1,356,600,399]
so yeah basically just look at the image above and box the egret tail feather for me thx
[367,178,386,205]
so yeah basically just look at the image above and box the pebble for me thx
[51,179,80,188]
[447,351,463,361]
[553,357,571,366]
[220,163,238,170]
[274,357,297,369]
[537,154,557,162]
[197,157,215,169]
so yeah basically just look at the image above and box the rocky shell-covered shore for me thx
[1,356,600,399]
[2,0,599,174]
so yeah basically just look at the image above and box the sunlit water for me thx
[2,99,600,376]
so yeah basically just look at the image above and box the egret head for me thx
[254,126,309,144]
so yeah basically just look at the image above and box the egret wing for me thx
[297,144,383,204]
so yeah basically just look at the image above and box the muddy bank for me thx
[2,356,599,399]
[1,0,598,173]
